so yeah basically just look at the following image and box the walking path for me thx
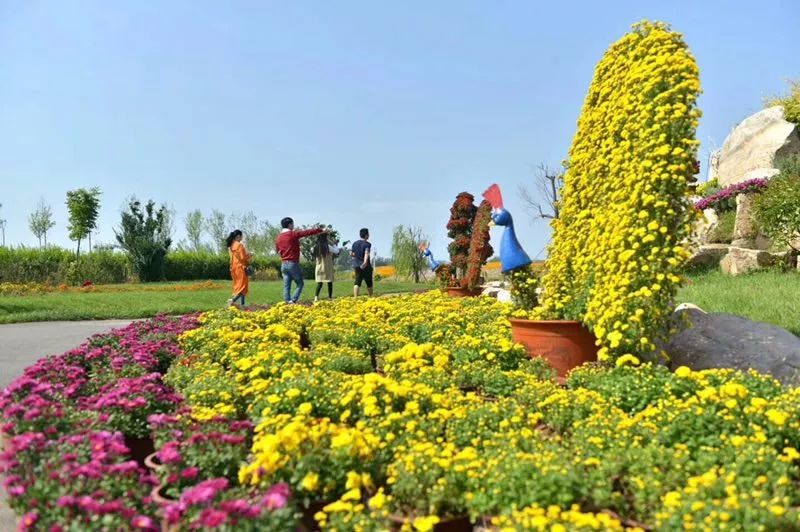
[0,319,132,530]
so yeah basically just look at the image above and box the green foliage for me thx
[115,198,173,282]
[391,225,427,283]
[298,224,342,262]
[766,79,800,125]
[163,252,309,281]
[65,187,101,256]
[205,210,229,253]
[708,209,736,244]
[509,266,540,311]
[184,209,205,251]
[753,154,800,251]
[0,246,129,284]
[695,177,719,197]
[28,199,55,247]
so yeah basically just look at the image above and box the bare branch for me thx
[519,163,563,222]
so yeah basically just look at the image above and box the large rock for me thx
[666,309,800,385]
[687,244,729,270]
[717,106,800,188]
[731,193,763,248]
[719,246,791,275]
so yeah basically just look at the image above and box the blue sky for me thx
[1,1,798,259]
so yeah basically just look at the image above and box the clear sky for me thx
[1,1,798,259]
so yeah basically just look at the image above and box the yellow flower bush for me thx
[163,292,800,530]
[538,21,701,363]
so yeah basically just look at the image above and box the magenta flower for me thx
[261,483,290,510]
[131,515,156,530]
[197,508,228,528]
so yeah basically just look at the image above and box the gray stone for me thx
[717,106,800,188]
[719,246,791,275]
[666,309,800,385]
[690,207,719,246]
[687,244,729,270]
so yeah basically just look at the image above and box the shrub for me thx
[446,193,477,278]
[766,79,800,125]
[538,21,702,364]
[0,247,129,285]
[115,199,172,282]
[707,210,736,244]
[754,154,800,252]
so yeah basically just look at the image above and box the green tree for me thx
[205,210,228,254]
[391,225,427,283]
[28,198,56,247]
[754,155,800,254]
[65,187,101,257]
[0,203,6,247]
[298,224,341,262]
[115,198,173,282]
[184,209,205,251]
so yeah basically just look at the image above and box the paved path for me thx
[0,320,132,530]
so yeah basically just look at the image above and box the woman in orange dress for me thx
[226,230,252,308]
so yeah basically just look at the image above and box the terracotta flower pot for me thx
[150,484,175,505]
[446,286,483,298]
[124,435,155,468]
[509,319,598,381]
[144,452,162,471]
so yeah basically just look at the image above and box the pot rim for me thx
[508,318,585,325]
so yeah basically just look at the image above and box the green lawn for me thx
[679,270,800,335]
[0,280,429,324]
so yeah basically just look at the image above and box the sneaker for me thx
[313,297,319,303]
[226,298,233,307]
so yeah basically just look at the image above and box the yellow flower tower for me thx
[539,21,702,364]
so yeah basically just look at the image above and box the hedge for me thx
[0,247,318,285]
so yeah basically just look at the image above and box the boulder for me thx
[716,106,800,188]
[666,309,800,385]
[719,246,791,275]
[690,207,719,246]
[687,244,729,271]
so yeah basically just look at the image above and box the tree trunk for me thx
[413,269,420,283]
[76,239,81,259]
[88,233,92,253]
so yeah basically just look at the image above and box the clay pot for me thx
[446,287,483,298]
[144,452,162,471]
[123,435,155,468]
[509,319,598,382]
[150,484,175,506]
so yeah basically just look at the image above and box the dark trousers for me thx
[315,282,333,299]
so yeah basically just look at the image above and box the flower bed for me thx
[3,294,800,530]
[165,293,799,530]
[0,314,296,531]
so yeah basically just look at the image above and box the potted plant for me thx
[507,266,597,383]
[490,22,701,377]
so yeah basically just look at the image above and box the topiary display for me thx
[537,21,702,365]
[461,200,494,290]
[446,192,477,281]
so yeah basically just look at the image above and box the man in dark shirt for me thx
[351,228,373,297]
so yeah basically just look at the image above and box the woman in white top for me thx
[313,233,340,301]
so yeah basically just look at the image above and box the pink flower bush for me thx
[694,177,768,212]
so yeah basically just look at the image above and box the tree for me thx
[298,224,341,262]
[184,210,204,251]
[28,199,56,247]
[518,163,563,222]
[0,203,6,247]
[391,225,427,283]
[205,210,228,254]
[115,198,173,282]
[66,187,101,257]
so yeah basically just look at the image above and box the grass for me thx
[679,270,800,335]
[0,280,429,324]
[1,270,798,334]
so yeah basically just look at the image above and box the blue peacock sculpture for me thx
[418,242,445,272]
[482,183,532,273]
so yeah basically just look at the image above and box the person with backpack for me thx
[275,217,325,304]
